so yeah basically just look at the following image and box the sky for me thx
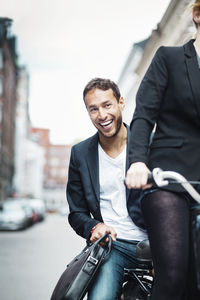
[1,0,171,144]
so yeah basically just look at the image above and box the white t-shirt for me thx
[98,144,147,241]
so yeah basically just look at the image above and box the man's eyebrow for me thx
[88,100,111,109]
[99,100,112,106]
[88,104,97,109]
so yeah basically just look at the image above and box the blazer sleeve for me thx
[129,46,169,165]
[66,146,100,240]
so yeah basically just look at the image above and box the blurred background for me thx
[0,0,196,299]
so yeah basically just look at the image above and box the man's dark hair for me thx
[83,78,121,102]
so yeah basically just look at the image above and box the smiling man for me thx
[66,78,147,300]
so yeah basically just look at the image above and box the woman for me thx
[126,1,200,299]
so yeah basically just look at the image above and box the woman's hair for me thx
[193,0,200,10]
[192,0,200,28]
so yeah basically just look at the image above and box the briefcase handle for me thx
[93,233,112,259]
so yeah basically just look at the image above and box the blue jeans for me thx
[87,238,139,300]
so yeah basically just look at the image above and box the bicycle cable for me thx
[166,180,200,185]
[168,180,200,184]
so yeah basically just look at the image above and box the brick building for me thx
[30,127,72,209]
[30,127,50,187]
[0,18,17,201]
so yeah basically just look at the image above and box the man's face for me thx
[84,88,124,139]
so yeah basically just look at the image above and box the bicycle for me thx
[120,168,200,300]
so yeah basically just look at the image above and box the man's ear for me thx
[119,97,125,110]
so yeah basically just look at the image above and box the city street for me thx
[0,214,85,300]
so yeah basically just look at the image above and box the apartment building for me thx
[0,18,17,201]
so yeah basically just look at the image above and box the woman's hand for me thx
[125,162,152,189]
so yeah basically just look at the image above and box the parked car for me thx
[0,200,30,231]
[7,198,38,225]
[27,198,46,221]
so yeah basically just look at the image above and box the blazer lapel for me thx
[86,125,130,202]
[184,39,200,118]
[86,133,100,202]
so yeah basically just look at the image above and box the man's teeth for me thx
[100,120,112,127]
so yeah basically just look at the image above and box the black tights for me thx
[141,190,199,300]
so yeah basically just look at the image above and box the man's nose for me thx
[98,108,107,120]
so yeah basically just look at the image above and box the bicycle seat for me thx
[136,239,152,261]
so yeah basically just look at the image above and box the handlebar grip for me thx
[147,173,154,184]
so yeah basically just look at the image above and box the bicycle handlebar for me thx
[149,168,200,204]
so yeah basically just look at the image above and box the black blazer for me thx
[129,39,200,191]
[67,125,145,240]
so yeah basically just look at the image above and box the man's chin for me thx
[98,129,116,139]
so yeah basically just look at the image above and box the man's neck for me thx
[99,124,127,159]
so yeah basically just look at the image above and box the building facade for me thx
[0,18,17,201]
[12,67,31,197]
[30,128,72,210]
[24,139,44,199]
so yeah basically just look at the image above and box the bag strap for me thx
[93,233,112,259]
[104,236,112,259]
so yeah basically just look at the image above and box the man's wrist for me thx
[91,222,104,235]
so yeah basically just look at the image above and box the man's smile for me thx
[99,120,113,128]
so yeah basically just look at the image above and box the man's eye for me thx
[90,108,97,113]
[106,104,111,108]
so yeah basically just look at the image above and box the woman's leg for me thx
[141,190,190,300]
[187,204,200,299]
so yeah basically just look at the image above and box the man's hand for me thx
[90,223,117,244]
[126,162,152,190]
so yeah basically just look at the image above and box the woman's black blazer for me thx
[129,39,200,191]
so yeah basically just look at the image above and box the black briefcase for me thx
[50,233,112,300]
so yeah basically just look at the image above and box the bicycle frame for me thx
[123,266,153,300]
